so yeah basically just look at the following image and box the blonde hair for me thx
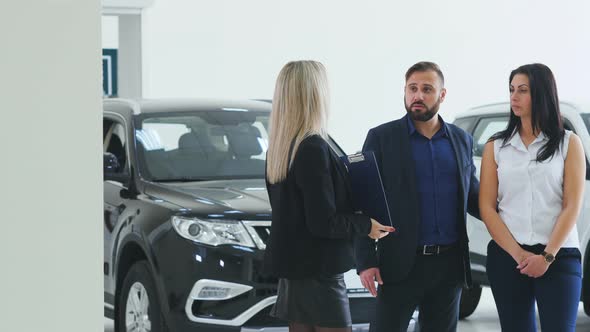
[266,60,329,184]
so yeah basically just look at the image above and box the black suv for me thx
[102,98,379,332]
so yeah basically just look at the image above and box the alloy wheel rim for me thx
[125,282,152,332]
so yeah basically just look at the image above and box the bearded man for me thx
[355,61,481,332]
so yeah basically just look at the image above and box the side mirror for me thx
[104,152,129,183]
[104,152,120,173]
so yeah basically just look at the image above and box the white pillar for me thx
[102,0,153,98]
[118,14,143,98]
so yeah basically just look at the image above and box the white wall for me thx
[142,0,590,153]
[0,1,102,332]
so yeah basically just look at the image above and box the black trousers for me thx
[370,247,463,332]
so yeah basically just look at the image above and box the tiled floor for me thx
[105,287,590,331]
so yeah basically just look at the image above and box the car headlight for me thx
[172,216,256,247]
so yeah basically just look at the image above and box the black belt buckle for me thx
[421,244,440,255]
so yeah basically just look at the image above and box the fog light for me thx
[198,286,230,299]
[189,279,253,301]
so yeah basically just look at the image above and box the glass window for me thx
[581,114,590,135]
[472,117,509,157]
[137,123,190,151]
[134,111,270,181]
[103,119,127,172]
[453,116,477,133]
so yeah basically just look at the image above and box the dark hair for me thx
[405,61,444,86]
[489,63,564,162]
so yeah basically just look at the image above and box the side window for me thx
[453,116,477,133]
[103,118,127,173]
[562,118,575,133]
[472,117,509,157]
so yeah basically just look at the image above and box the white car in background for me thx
[453,101,590,319]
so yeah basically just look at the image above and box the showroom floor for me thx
[104,288,590,331]
[459,288,590,331]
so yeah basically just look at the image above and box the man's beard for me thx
[405,98,441,122]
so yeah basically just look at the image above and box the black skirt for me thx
[270,273,352,328]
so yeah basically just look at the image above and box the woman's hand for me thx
[368,219,395,240]
[512,249,535,265]
[518,254,550,278]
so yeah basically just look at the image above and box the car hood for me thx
[144,179,272,220]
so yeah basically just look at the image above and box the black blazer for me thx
[264,135,371,279]
[355,115,480,286]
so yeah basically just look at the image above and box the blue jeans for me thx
[486,240,581,332]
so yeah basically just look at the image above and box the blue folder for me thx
[340,151,394,229]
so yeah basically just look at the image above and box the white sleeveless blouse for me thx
[494,130,578,248]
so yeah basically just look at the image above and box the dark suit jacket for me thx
[264,135,371,279]
[355,115,480,286]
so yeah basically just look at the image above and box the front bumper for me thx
[184,280,418,332]
[152,225,417,331]
[183,279,379,328]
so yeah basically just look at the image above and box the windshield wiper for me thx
[151,177,208,183]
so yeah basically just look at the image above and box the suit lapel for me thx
[397,116,418,187]
[447,126,467,211]
[396,116,420,221]
[331,149,348,180]
[330,148,354,197]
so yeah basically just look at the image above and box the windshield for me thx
[135,111,269,181]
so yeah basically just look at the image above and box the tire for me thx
[584,279,590,316]
[584,245,590,316]
[116,260,168,332]
[459,285,482,319]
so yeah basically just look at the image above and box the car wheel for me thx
[584,281,590,316]
[117,261,168,332]
[459,285,482,319]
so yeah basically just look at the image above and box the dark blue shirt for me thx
[407,116,460,246]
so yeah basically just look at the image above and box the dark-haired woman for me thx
[479,63,585,331]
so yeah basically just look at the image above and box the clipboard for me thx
[340,151,394,229]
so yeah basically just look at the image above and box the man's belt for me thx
[416,243,458,256]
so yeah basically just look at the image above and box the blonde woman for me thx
[264,60,394,332]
